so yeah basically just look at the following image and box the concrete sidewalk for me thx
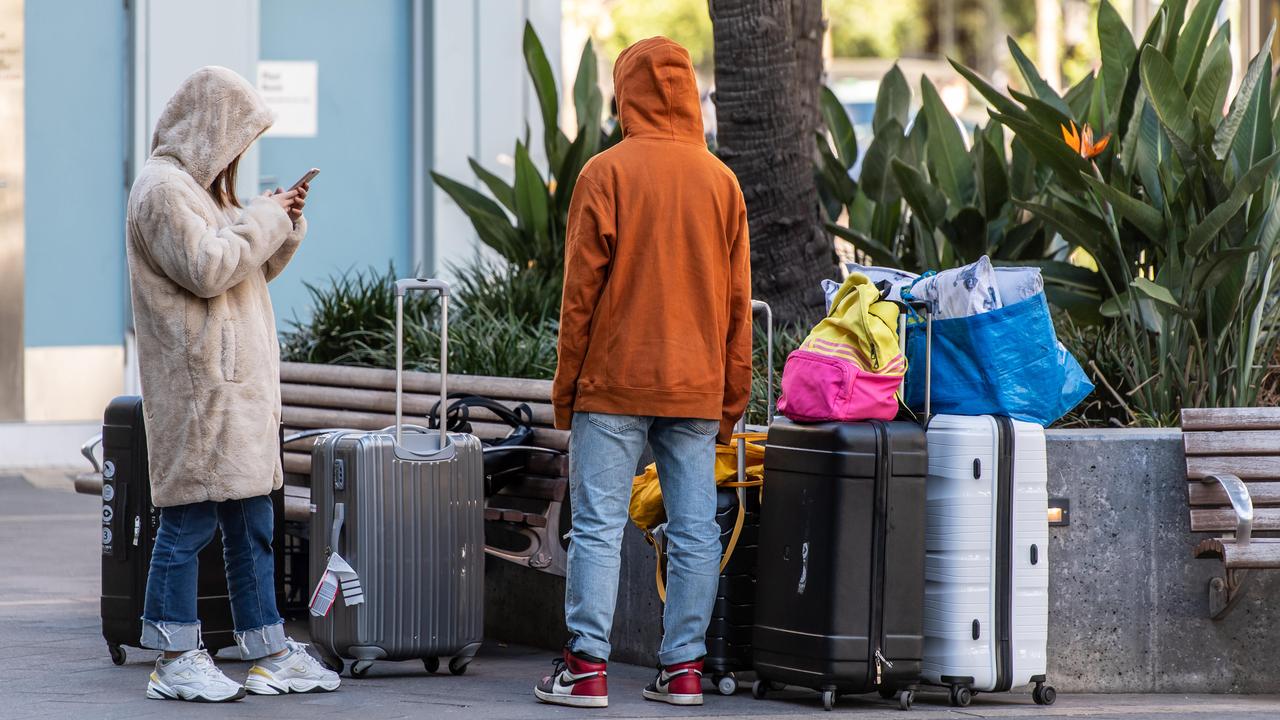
[3,470,1279,720]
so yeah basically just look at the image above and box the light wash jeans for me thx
[140,495,286,659]
[565,412,720,666]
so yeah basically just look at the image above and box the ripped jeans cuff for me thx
[235,621,287,660]
[140,618,202,652]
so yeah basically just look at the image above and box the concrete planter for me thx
[486,428,1278,692]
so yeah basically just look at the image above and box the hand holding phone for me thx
[273,168,317,223]
[290,168,320,191]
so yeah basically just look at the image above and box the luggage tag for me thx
[308,552,364,616]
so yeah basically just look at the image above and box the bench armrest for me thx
[1203,473,1254,546]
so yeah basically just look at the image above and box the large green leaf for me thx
[523,21,565,170]
[431,171,522,260]
[467,158,516,214]
[873,65,911,133]
[978,135,1009,219]
[860,120,905,205]
[892,159,948,231]
[572,39,602,158]
[1015,200,1116,270]
[1117,6,1168,144]
[1213,27,1274,160]
[1064,73,1097,120]
[821,85,859,170]
[816,132,861,205]
[921,77,975,205]
[1140,47,1196,147]
[554,130,593,221]
[1007,37,1073,117]
[1190,26,1232,126]
[948,59,1028,120]
[828,223,900,267]
[1226,52,1274,179]
[1098,0,1137,110]
[1174,0,1223,90]
[1010,88,1075,132]
[1158,0,1190,58]
[1130,276,1180,308]
[1187,151,1280,256]
[512,141,550,248]
[990,112,1091,191]
[1081,174,1164,238]
[945,206,989,263]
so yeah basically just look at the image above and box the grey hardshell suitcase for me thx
[309,278,485,678]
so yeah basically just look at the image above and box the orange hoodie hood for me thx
[613,37,704,144]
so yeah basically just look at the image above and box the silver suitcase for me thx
[309,278,484,677]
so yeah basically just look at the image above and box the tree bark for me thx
[711,0,836,328]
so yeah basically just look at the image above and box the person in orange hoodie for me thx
[533,37,752,709]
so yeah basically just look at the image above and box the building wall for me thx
[258,0,414,329]
[23,0,129,420]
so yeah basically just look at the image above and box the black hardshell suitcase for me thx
[702,299,774,696]
[751,418,927,711]
[98,395,283,665]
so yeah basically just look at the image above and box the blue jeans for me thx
[141,495,286,659]
[565,412,720,665]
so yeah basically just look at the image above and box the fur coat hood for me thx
[126,66,304,507]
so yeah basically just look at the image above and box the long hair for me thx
[209,154,242,208]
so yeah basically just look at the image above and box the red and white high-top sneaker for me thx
[641,658,704,706]
[533,648,608,708]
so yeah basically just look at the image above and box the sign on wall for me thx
[258,61,318,138]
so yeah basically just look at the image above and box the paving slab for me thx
[3,472,1280,719]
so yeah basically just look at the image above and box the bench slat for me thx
[1182,407,1280,431]
[1188,481,1280,507]
[1185,455,1280,481]
[282,406,569,450]
[281,362,552,402]
[282,383,556,426]
[1183,430,1280,456]
[1190,508,1280,532]
[1192,538,1280,568]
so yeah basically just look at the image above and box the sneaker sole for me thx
[147,680,246,703]
[534,685,609,708]
[245,676,342,695]
[641,688,704,706]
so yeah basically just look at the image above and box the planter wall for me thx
[484,428,1280,692]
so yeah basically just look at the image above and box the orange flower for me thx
[1061,120,1111,160]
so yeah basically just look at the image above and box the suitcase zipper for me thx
[993,416,1015,692]
[869,420,890,689]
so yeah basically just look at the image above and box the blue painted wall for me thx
[24,1,129,347]
[259,0,414,330]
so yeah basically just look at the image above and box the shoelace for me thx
[186,650,228,680]
[549,657,568,679]
[283,640,327,673]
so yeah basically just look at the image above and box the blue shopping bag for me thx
[903,292,1093,426]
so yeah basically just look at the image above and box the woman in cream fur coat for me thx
[126,66,338,702]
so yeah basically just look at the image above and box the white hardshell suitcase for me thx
[910,305,1056,708]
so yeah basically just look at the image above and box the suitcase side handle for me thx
[394,278,450,450]
[330,502,345,555]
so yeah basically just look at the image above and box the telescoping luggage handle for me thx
[901,301,933,424]
[394,278,450,449]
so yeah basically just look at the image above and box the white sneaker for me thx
[146,649,246,702]
[245,640,341,695]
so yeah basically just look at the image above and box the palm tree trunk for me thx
[711,0,836,327]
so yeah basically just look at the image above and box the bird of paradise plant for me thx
[952,0,1280,424]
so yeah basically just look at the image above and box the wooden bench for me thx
[280,362,572,576]
[1181,407,1280,618]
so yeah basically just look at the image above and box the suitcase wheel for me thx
[1032,683,1056,706]
[423,657,440,674]
[713,673,737,695]
[821,687,836,712]
[949,685,972,708]
[350,660,373,678]
[751,679,768,700]
[108,644,126,666]
[448,656,470,676]
[897,689,914,711]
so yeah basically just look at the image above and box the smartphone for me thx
[289,168,320,191]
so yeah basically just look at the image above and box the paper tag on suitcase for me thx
[308,552,364,616]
